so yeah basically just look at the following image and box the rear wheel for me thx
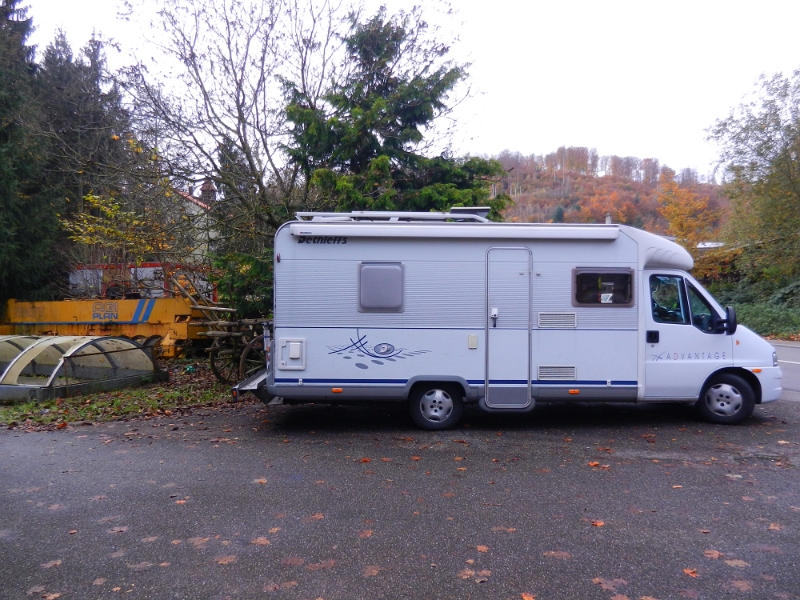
[409,384,463,430]
[697,373,755,424]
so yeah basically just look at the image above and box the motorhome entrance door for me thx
[485,247,532,408]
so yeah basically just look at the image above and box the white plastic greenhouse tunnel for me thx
[0,335,160,403]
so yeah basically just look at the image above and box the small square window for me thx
[573,269,633,307]
[359,263,404,312]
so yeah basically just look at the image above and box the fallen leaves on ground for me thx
[107,526,128,534]
[474,569,491,583]
[724,559,750,568]
[41,560,62,568]
[476,545,489,553]
[591,520,605,527]
[264,581,297,592]
[214,555,237,565]
[683,568,699,578]
[542,551,571,559]
[592,577,627,592]
[251,537,271,546]
[703,550,723,559]
[768,523,782,531]
[521,594,536,600]
[359,530,373,539]
[253,478,267,484]
[491,526,516,533]
[306,560,335,571]
[730,580,753,591]
[282,557,305,566]
[362,565,382,576]
[458,568,475,579]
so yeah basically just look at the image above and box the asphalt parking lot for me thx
[1,345,799,600]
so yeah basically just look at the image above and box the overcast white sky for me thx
[25,0,800,176]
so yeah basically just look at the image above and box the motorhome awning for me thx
[288,222,620,240]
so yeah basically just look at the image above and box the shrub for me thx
[735,303,800,337]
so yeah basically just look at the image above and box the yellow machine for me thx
[1,298,210,357]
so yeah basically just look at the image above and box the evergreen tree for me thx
[35,33,134,268]
[0,0,64,304]
[285,7,509,219]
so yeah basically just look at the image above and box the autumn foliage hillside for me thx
[494,148,728,234]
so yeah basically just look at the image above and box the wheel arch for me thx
[702,367,762,403]
[405,376,470,400]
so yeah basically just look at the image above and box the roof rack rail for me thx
[295,208,491,223]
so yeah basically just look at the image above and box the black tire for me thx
[696,373,755,424]
[409,384,464,430]
[239,334,266,380]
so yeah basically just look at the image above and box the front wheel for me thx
[696,373,755,424]
[409,384,463,430]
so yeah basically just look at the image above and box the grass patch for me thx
[0,361,233,430]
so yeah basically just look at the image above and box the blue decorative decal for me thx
[328,330,429,370]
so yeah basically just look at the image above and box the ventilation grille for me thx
[538,313,577,328]
[538,366,577,380]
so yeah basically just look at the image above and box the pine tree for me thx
[0,0,65,304]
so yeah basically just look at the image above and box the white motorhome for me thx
[236,210,781,430]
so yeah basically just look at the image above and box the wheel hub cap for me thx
[420,389,453,422]
[705,383,743,417]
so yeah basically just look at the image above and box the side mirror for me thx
[725,306,737,335]
[713,306,737,335]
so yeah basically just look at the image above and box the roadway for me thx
[771,340,800,402]
[2,363,799,599]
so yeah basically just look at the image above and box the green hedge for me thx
[735,304,800,337]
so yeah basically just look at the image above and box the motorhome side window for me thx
[650,275,690,324]
[650,275,718,332]
[359,263,404,312]
[687,283,717,332]
[573,269,633,306]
